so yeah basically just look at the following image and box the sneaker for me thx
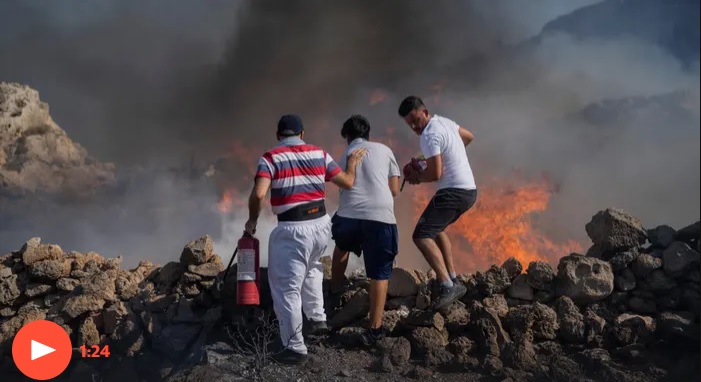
[360,327,387,347]
[305,320,330,336]
[273,348,309,366]
[433,283,467,311]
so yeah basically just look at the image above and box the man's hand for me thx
[330,148,368,190]
[402,158,424,185]
[244,219,257,236]
[405,167,422,185]
[346,148,368,168]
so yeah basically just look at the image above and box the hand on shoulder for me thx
[347,148,368,167]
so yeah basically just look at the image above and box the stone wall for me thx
[1,208,699,381]
[328,208,700,379]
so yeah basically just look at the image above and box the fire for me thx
[217,188,247,214]
[212,83,585,274]
[217,189,233,213]
[369,89,389,105]
[410,175,583,272]
[213,141,260,215]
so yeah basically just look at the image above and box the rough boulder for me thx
[0,82,115,198]
[1,208,699,382]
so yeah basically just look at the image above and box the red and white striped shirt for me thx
[255,137,341,215]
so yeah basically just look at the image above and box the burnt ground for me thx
[159,333,697,382]
[0,314,698,382]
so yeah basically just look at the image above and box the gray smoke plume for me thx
[0,0,698,272]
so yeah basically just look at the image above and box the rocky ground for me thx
[1,207,700,382]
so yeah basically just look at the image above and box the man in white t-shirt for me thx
[329,114,401,346]
[397,96,478,311]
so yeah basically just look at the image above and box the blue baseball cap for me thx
[277,114,304,136]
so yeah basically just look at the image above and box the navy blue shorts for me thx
[331,214,398,280]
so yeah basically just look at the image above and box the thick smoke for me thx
[0,0,698,272]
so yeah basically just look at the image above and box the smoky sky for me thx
[1,0,699,270]
[0,0,600,166]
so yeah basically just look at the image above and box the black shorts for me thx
[412,188,477,239]
[331,214,398,280]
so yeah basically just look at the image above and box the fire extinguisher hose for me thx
[218,232,254,290]
[221,246,239,284]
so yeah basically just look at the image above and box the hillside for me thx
[0,82,116,200]
[541,0,700,65]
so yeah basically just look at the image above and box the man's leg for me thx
[364,221,394,329]
[412,190,467,311]
[368,279,389,329]
[267,225,309,357]
[436,232,456,281]
[301,215,333,330]
[360,221,398,345]
[329,214,361,311]
[438,188,478,282]
[331,245,349,294]
[413,199,451,283]
[413,237,450,283]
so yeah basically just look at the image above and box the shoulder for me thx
[420,129,440,142]
[264,145,327,164]
[260,146,281,160]
[274,144,326,155]
[361,141,390,158]
[298,143,326,153]
[432,115,458,128]
[348,140,379,153]
[366,140,387,150]
[265,145,291,156]
[423,116,443,135]
[373,141,396,156]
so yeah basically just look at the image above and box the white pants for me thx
[268,214,331,354]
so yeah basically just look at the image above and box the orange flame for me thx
[213,81,585,272]
[217,188,248,214]
[369,89,389,106]
[410,175,583,272]
[217,189,233,213]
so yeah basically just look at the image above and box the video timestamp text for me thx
[80,344,111,358]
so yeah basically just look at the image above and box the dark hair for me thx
[398,96,425,117]
[341,114,371,142]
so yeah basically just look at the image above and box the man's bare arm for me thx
[248,177,271,222]
[329,148,367,189]
[418,154,442,183]
[330,167,356,190]
[388,176,400,197]
[458,126,475,146]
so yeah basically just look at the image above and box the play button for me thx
[31,340,56,361]
[12,320,72,380]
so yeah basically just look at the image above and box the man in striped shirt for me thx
[245,114,366,365]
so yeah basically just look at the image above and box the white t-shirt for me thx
[419,115,477,191]
[336,139,400,224]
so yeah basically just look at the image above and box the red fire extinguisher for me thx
[221,231,260,306]
[236,231,260,305]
